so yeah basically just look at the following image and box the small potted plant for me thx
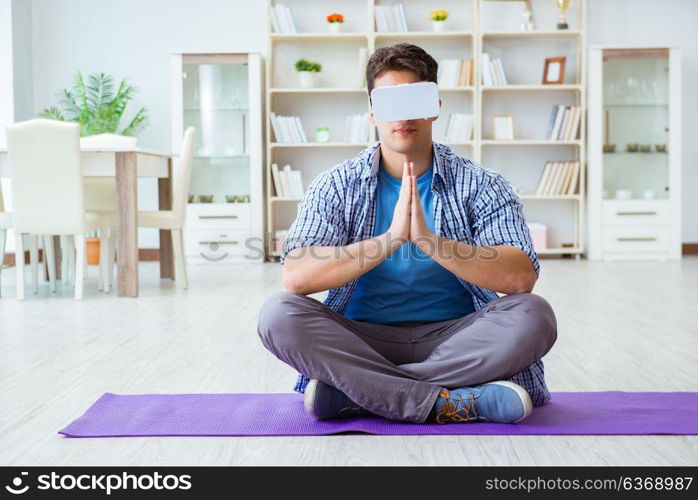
[429,10,449,32]
[327,13,344,33]
[295,58,322,88]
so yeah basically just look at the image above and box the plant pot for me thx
[298,71,317,89]
[86,237,100,265]
[432,20,446,32]
[328,22,341,33]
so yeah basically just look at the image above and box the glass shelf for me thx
[194,155,250,159]
[602,51,669,198]
[603,152,667,156]
[603,103,668,108]
[183,60,251,199]
[184,108,249,112]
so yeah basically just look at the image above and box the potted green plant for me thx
[429,10,449,32]
[294,59,322,88]
[39,71,148,146]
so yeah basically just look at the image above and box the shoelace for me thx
[337,402,369,417]
[435,388,480,424]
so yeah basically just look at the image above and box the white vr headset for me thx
[370,81,440,123]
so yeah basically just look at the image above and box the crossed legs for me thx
[257,291,557,423]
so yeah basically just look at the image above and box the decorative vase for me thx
[432,20,445,32]
[328,22,341,33]
[86,237,100,265]
[298,71,316,89]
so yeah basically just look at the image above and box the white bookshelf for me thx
[265,0,587,258]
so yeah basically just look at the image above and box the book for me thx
[549,105,565,141]
[556,107,570,141]
[290,170,304,198]
[397,4,408,32]
[445,113,473,142]
[293,116,307,142]
[357,47,369,88]
[271,163,284,197]
[544,105,558,140]
[458,59,473,86]
[558,161,573,194]
[560,106,575,140]
[556,161,573,194]
[278,168,291,198]
[481,53,493,86]
[282,164,295,197]
[564,106,581,140]
[269,112,283,143]
[375,5,407,32]
[494,58,508,85]
[535,162,553,195]
[543,161,562,195]
[284,5,297,33]
[566,160,580,195]
[281,116,296,143]
[269,6,280,33]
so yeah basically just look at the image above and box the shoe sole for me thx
[488,381,533,423]
[303,379,320,420]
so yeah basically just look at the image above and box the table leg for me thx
[115,152,139,297]
[158,158,174,280]
[53,235,61,281]
[41,235,62,281]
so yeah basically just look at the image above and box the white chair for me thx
[0,189,53,297]
[60,133,128,292]
[138,127,196,289]
[5,119,115,300]
[0,188,11,295]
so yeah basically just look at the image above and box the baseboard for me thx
[682,243,698,255]
[3,249,161,266]
[4,245,696,266]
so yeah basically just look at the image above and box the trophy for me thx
[555,0,570,29]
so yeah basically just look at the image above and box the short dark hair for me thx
[366,43,438,101]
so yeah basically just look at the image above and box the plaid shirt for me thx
[280,141,551,406]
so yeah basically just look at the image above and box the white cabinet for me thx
[588,47,682,261]
[171,53,264,263]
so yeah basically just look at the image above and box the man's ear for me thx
[368,108,376,127]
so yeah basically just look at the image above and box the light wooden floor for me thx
[1,256,697,466]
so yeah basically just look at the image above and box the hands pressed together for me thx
[387,161,434,250]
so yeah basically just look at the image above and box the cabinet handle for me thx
[616,211,657,216]
[199,240,239,245]
[198,215,239,219]
[616,237,657,242]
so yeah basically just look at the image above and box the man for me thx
[257,43,557,424]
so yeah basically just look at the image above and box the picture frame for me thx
[492,114,514,140]
[542,57,566,84]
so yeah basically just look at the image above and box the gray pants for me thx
[257,291,557,423]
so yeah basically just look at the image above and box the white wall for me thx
[11,0,32,120]
[29,0,267,247]
[14,0,698,246]
[0,0,14,148]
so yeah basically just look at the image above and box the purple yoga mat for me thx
[59,392,698,438]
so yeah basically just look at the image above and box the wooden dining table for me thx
[0,146,175,297]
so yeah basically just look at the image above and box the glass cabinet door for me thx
[182,55,250,204]
[602,48,669,201]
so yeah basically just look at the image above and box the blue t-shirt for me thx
[344,159,476,324]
